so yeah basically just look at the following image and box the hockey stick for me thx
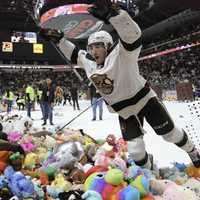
[29,12,105,133]
[50,41,85,81]
[50,41,72,65]
[56,97,103,133]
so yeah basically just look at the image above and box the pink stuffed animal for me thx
[20,135,36,152]
[20,142,36,152]
[7,131,22,142]
[94,148,112,167]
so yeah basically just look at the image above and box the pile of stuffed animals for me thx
[0,114,200,200]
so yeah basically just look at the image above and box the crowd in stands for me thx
[139,45,200,90]
[142,23,200,53]
[0,68,88,95]
[0,23,199,101]
[0,68,89,116]
[0,46,199,101]
[139,23,200,90]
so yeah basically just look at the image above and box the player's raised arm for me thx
[39,29,79,64]
[88,0,142,50]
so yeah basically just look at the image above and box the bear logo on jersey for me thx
[91,73,114,95]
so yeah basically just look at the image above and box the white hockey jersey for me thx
[58,10,156,119]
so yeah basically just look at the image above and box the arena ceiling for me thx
[0,0,38,31]
[0,0,199,65]
[0,0,199,32]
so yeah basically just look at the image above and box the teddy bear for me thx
[150,179,198,200]
[1,119,15,134]
[59,190,85,200]
[183,178,200,199]
[50,141,85,170]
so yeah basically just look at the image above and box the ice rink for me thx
[2,99,200,168]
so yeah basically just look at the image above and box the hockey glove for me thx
[39,28,64,43]
[88,0,120,24]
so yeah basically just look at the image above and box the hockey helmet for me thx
[87,30,113,50]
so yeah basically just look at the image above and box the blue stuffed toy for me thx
[172,162,187,172]
[4,165,34,198]
[46,185,63,199]
[0,175,7,189]
[0,175,14,200]
[82,190,103,200]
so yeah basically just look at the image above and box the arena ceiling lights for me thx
[0,0,37,16]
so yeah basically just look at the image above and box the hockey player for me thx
[39,0,200,169]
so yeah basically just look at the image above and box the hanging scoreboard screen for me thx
[11,31,37,43]
[36,0,137,40]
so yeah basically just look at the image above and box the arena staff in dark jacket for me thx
[70,84,80,110]
[37,80,46,120]
[41,78,55,126]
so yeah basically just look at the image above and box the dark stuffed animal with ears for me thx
[58,190,84,200]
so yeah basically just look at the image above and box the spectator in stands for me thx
[89,82,103,121]
[192,83,196,100]
[40,0,200,169]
